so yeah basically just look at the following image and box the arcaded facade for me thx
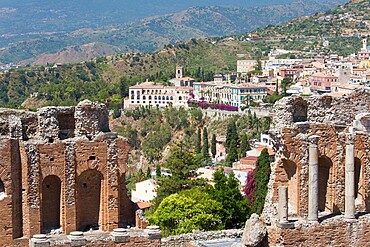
[264,90,370,246]
[0,100,134,246]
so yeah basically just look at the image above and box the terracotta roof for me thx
[130,81,192,90]
[240,156,258,161]
[137,201,152,209]
[173,77,194,81]
[255,145,275,155]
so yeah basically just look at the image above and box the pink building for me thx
[309,72,338,93]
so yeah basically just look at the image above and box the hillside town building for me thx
[192,82,267,107]
[125,81,192,109]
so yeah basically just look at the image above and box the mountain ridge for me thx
[0,0,346,65]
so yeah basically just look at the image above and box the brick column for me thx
[308,135,319,222]
[64,142,77,233]
[345,133,356,220]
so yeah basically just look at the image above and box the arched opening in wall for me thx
[42,175,61,232]
[355,158,364,209]
[77,169,103,231]
[292,100,308,122]
[318,156,333,213]
[282,160,299,215]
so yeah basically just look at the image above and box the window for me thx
[143,96,146,100]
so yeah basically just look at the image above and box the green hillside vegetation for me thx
[0,39,267,108]
[1,1,367,110]
[235,0,368,55]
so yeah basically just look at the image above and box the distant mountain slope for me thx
[0,0,338,37]
[2,0,370,109]
[0,0,346,65]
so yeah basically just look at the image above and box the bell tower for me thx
[362,39,367,51]
[176,66,183,78]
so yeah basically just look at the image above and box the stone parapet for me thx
[268,214,370,246]
[162,229,243,247]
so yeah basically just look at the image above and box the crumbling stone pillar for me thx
[278,186,289,224]
[308,135,320,222]
[145,226,162,240]
[111,228,130,243]
[345,133,356,220]
[277,186,294,228]
[29,234,50,247]
[68,231,86,247]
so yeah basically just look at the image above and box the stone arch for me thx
[77,169,103,231]
[355,157,365,210]
[292,99,308,122]
[282,160,299,215]
[318,156,334,213]
[41,175,61,232]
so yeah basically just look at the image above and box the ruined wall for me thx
[272,90,370,131]
[268,214,370,247]
[161,229,243,247]
[264,90,370,246]
[0,139,22,246]
[0,100,137,246]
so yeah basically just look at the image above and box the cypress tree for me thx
[239,134,250,158]
[226,140,238,166]
[156,165,161,178]
[211,134,217,158]
[196,127,202,154]
[146,166,152,179]
[225,120,238,148]
[202,127,210,160]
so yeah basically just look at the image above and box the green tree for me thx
[196,127,202,154]
[120,124,140,150]
[156,165,161,178]
[225,120,238,149]
[226,140,238,166]
[151,142,206,209]
[281,77,293,96]
[148,189,223,236]
[211,134,217,158]
[207,168,249,229]
[146,166,152,179]
[202,127,210,161]
[239,134,250,158]
[244,148,271,214]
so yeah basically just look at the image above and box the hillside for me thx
[0,0,366,110]
[0,0,345,65]
[235,0,368,55]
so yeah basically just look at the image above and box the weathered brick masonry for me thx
[263,90,370,246]
[0,100,157,246]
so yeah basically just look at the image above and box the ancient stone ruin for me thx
[0,100,162,247]
[263,90,370,246]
